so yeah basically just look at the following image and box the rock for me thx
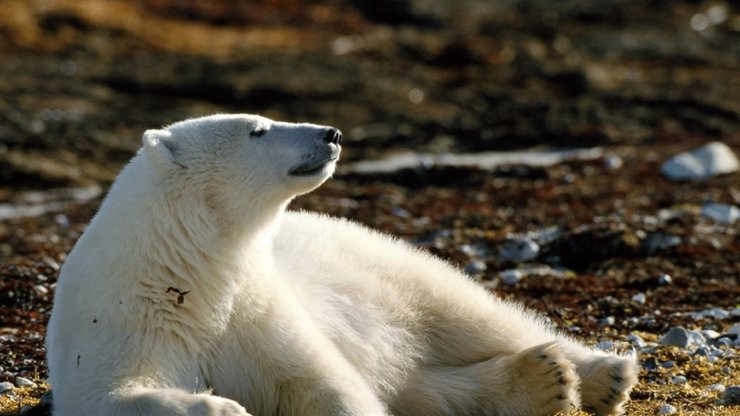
[693,346,710,357]
[658,274,673,285]
[657,403,677,414]
[689,308,730,320]
[641,232,682,254]
[596,341,615,351]
[643,357,658,370]
[701,203,739,224]
[600,316,616,326]
[40,389,53,406]
[701,329,721,340]
[717,337,732,347]
[661,141,739,181]
[0,381,13,393]
[659,326,690,348]
[498,238,539,262]
[662,360,675,368]
[463,260,487,275]
[688,330,706,345]
[499,269,523,285]
[726,323,740,336]
[15,376,36,388]
[626,334,646,348]
[632,293,646,304]
[722,385,740,405]
[671,375,687,384]
[706,383,725,392]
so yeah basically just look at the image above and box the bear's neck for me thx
[101,163,286,345]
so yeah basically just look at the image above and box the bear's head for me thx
[140,114,341,228]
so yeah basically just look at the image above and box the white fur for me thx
[46,114,638,416]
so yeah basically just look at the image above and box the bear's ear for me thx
[142,129,184,168]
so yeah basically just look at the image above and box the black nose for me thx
[323,128,342,145]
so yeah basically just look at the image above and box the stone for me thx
[659,326,690,348]
[671,375,687,384]
[722,385,740,405]
[631,293,646,304]
[657,403,677,414]
[498,238,539,262]
[15,376,36,388]
[0,381,13,394]
[701,203,739,224]
[661,141,739,181]
[499,269,523,285]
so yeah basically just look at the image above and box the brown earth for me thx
[0,1,738,415]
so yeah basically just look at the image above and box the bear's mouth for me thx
[289,158,338,176]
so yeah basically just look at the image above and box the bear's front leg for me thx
[227,288,389,416]
[76,385,251,416]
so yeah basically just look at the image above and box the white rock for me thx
[15,377,36,388]
[657,403,677,415]
[726,323,740,336]
[0,381,13,393]
[499,269,523,285]
[659,326,690,348]
[661,142,739,181]
[626,334,647,348]
[701,203,739,224]
[671,375,688,384]
[632,292,646,304]
[498,238,540,262]
[706,383,725,392]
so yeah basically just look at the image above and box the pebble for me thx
[727,323,740,336]
[701,202,739,224]
[463,260,487,275]
[688,308,730,320]
[722,385,740,405]
[499,269,523,285]
[498,238,539,262]
[657,403,677,415]
[0,381,13,393]
[600,316,616,326]
[662,360,675,368]
[15,376,36,388]
[631,292,646,304]
[660,141,739,181]
[604,154,623,170]
[626,334,646,348]
[659,326,690,348]
[688,330,706,345]
[642,233,682,254]
[701,329,721,340]
[671,375,687,384]
[658,274,672,285]
[706,383,725,392]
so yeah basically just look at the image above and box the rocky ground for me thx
[0,1,738,415]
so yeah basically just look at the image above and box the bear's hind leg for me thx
[560,346,639,416]
[392,341,581,416]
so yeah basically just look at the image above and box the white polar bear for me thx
[46,114,638,416]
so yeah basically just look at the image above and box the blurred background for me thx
[0,1,739,414]
[0,0,738,186]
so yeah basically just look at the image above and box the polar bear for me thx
[46,114,638,416]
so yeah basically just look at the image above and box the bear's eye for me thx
[249,127,267,138]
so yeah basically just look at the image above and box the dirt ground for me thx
[0,1,738,415]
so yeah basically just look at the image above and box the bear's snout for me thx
[323,128,342,145]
